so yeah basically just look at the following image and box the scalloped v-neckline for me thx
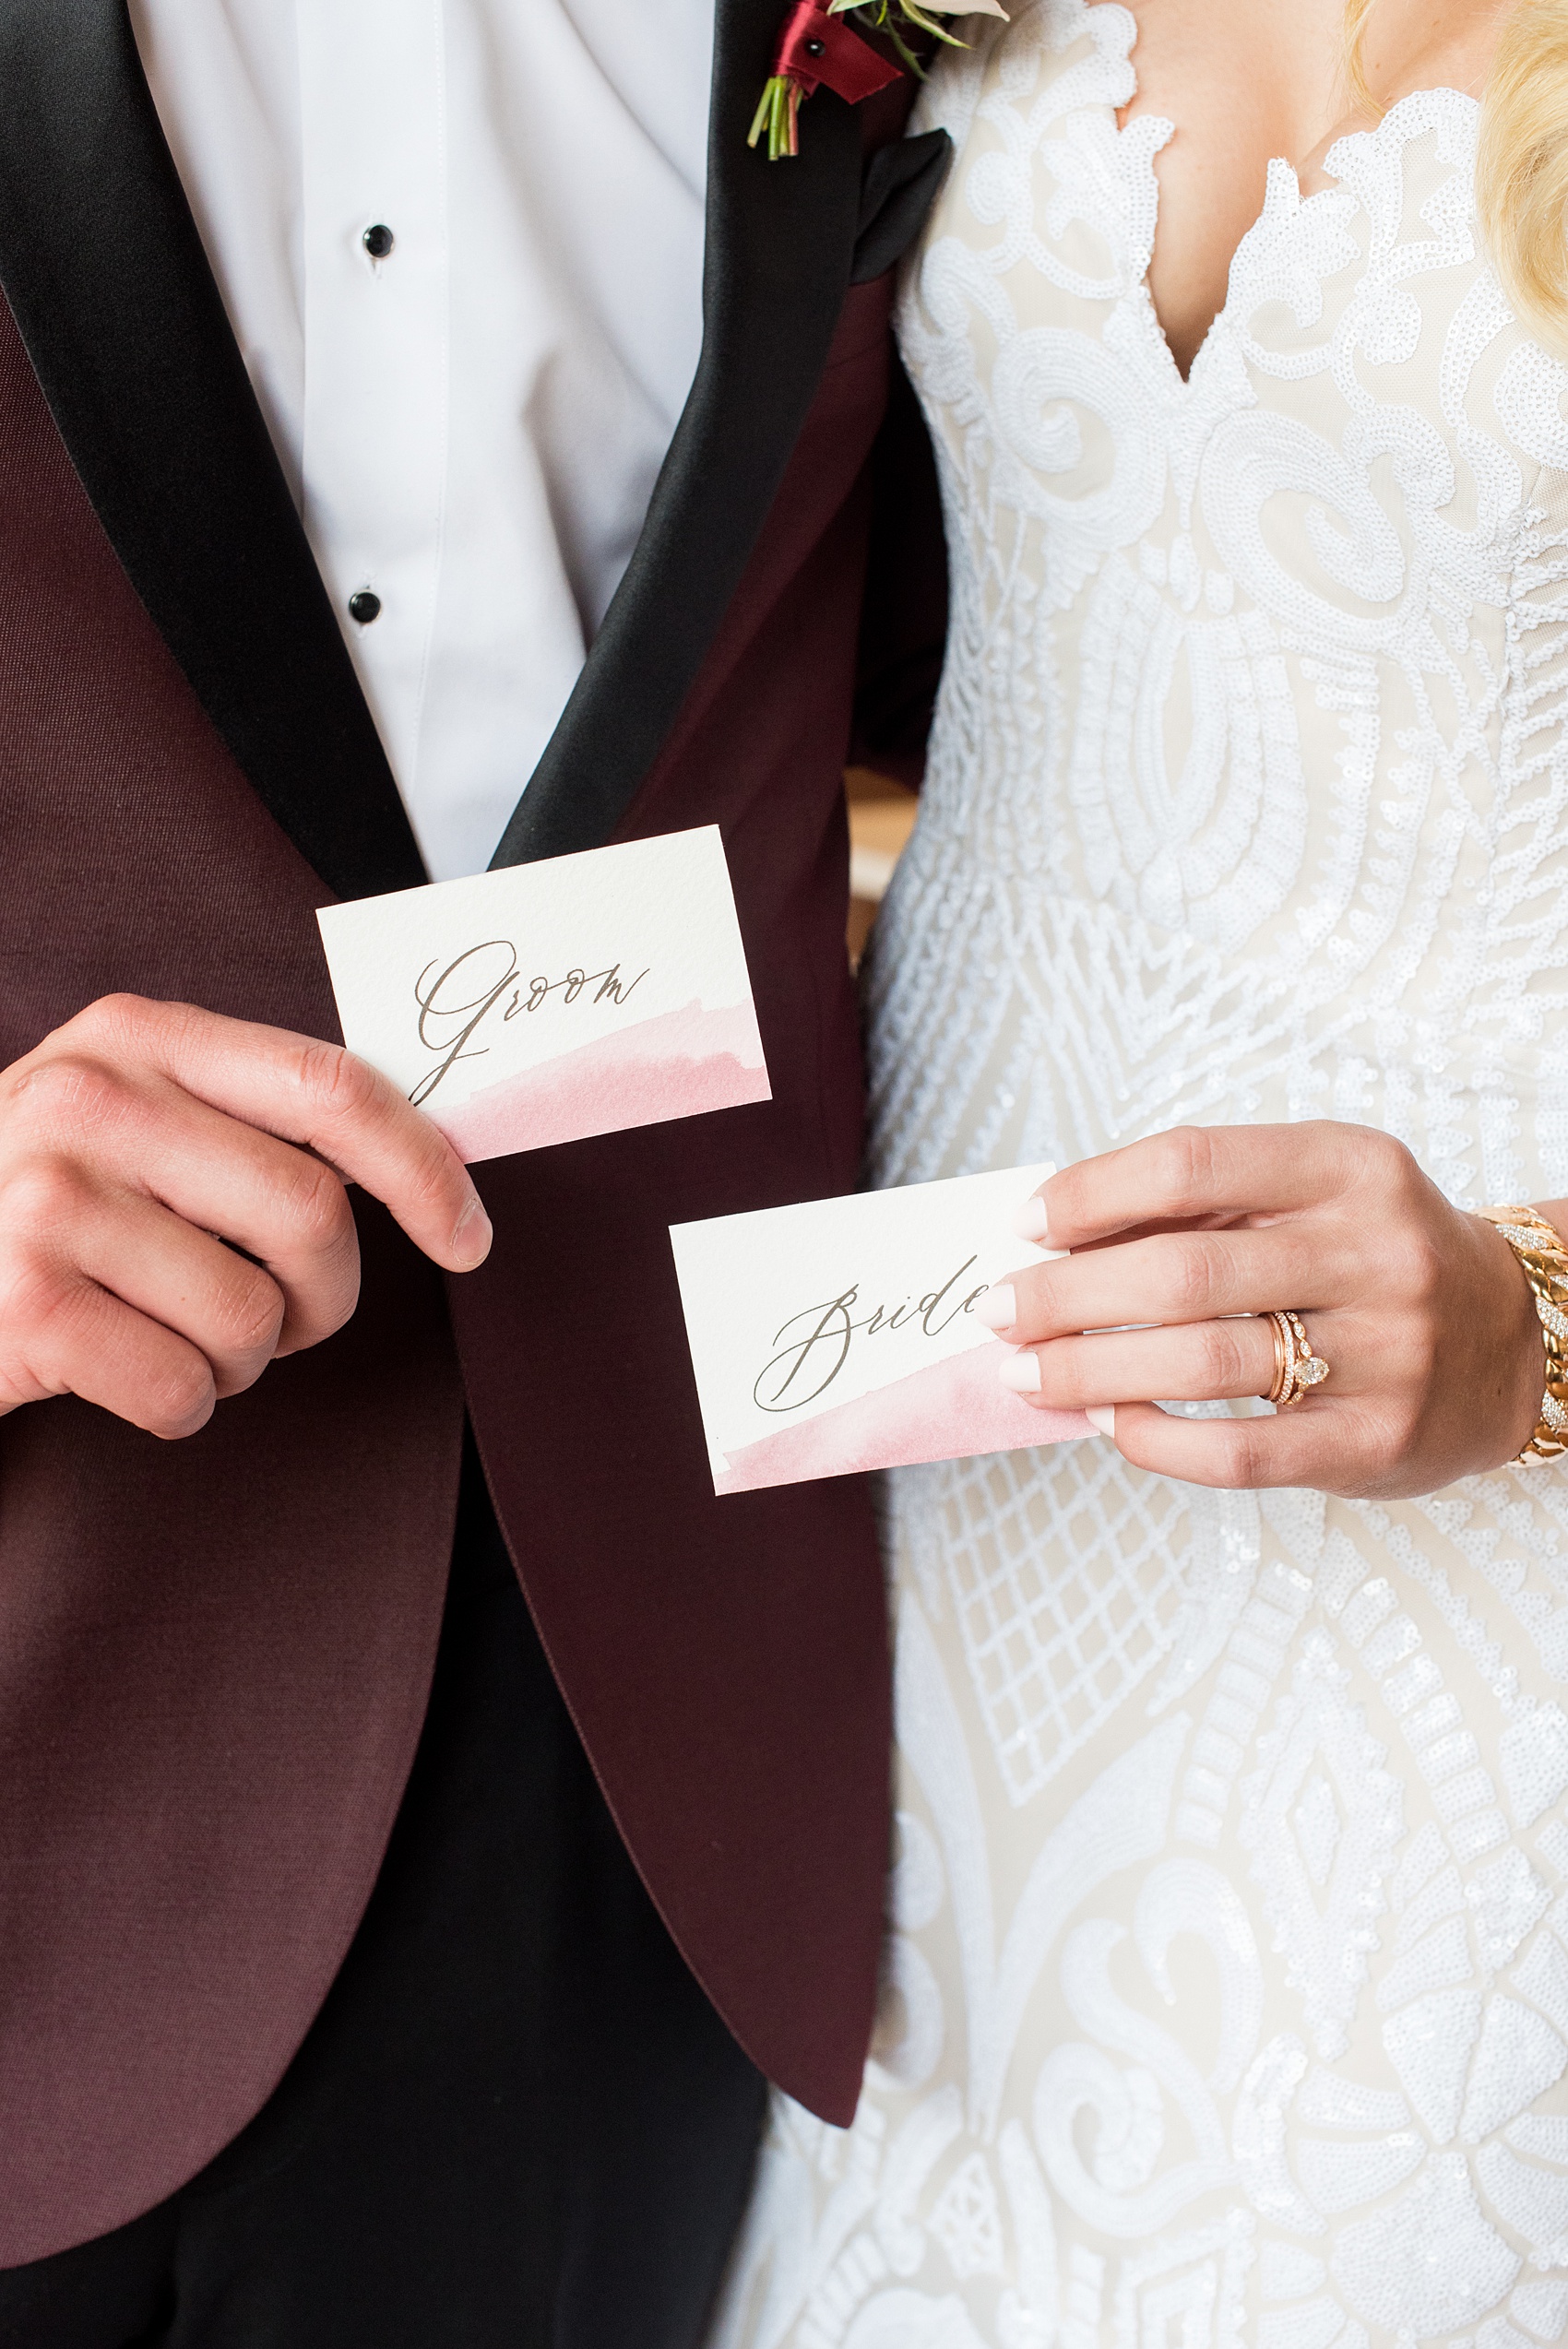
[1101,0,1472,387]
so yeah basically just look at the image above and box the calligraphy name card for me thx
[670,1163,1091,1494]
[317,827,769,1163]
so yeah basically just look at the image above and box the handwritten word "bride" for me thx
[753,1258,991,1412]
[409,939,648,1107]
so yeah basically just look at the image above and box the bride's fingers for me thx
[990,1223,1355,1343]
[1098,1397,1372,1493]
[1002,1313,1284,1408]
[1025,1121,1373,1249]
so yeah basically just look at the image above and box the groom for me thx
[0,0,946,2340]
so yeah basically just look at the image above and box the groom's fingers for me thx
[49,995,492,1274]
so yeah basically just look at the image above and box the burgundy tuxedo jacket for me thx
[0,0,948,2265]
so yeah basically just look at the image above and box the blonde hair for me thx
[1348,0,1568,353]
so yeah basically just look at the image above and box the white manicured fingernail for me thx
[997,1350,1040,1394]
[973,1284,1016,1332]
[1086,1405,1116,1437]
[1012,1196,1051,1243]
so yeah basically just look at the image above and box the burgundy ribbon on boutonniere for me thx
[748,0,1005,160]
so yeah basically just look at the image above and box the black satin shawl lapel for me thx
[0,0,425,901]
[491,0,865,869]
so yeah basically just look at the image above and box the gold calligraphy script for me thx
[752,1258,992,1413]
[409,940,649,1107]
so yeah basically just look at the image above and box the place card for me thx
[670,1163,1091,1494]
[317,826,769,1163]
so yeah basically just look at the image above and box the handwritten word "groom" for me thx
[752,1259,991,1413]
[409,939,648,1106]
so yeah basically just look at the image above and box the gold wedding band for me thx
[1266,1311,1295,1404]
[1264,1309,1331,1407]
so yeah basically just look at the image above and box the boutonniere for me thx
[748,0,1006,160]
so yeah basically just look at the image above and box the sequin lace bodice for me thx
[712,8,1568,2344]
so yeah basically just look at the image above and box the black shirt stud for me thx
[349,589,382,624]
[362,224,395,259]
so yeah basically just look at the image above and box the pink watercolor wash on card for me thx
[425,999,770,1165]
[713,1341,1090,1494]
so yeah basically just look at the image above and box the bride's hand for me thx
[978,1121,1550,1499]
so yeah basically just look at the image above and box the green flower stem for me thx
[746,73,801,159]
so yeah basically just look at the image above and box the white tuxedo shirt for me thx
[129,0,712,881]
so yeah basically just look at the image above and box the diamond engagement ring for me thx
[1265,1309,1330,1407]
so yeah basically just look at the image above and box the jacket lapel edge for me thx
[491,0,866,869]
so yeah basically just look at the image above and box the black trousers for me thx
[0,1440,766,2347]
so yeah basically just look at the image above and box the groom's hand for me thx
[0,994,492,1439]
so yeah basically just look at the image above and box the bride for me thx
[712,0,1568,2341]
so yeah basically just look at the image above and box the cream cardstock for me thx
[316,826,769,1163]
[670,1163,1092,1494]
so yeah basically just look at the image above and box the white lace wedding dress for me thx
[710,6,1568,2343]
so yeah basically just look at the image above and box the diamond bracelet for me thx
[1475,1204,1568,1465]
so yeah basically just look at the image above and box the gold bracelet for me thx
[1475,1204,1568,1464]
